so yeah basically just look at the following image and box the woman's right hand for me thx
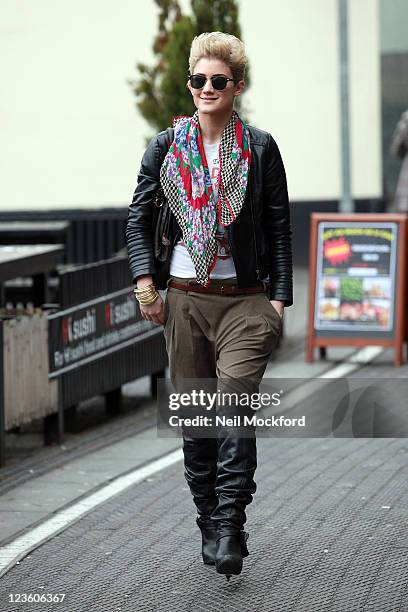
[139,294,166,326]
[135,275,166,326]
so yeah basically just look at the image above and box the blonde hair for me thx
[188,31,246,82]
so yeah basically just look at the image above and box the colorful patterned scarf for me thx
[159,109,251,286]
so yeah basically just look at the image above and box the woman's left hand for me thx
[270,300,284,318]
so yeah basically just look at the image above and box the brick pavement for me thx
[1,436,407,612]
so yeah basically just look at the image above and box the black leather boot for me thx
[211,378,258,579]
[182,434,218,515]
[215,530,249,579]
[196,516,218,565]
[212,429,256,580]
[182,432,219,564]
[212,430,257,526]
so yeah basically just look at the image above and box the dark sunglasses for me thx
[187,73,236,91]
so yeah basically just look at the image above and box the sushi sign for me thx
[306,214,408,367]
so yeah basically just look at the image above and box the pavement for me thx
[0,266,407,611]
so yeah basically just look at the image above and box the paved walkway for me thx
[1,437,407,611]
[0,267,407,611]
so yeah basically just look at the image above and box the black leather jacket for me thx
[126,125,293,306]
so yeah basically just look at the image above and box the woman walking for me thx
[126,31,293,579]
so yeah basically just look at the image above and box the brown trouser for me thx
[163,275,282,531]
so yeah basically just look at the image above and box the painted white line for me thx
[0,346,385,578]
[0,448,183,578]
[319,346,384,378]
[263,346,385,417]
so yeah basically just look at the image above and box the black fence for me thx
[0,208,127,265]
[59,256,131,309]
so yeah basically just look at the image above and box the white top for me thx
[169,142,237,279]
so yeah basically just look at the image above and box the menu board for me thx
[314,222,398,332]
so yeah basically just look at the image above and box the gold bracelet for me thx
[134,287,156,296]
[134,283,155,294]
[137,292,159,305]
[133,287,156,296]
[133,281,160,305]
[133,287,159,304]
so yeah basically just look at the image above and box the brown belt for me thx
[168,279,268,296]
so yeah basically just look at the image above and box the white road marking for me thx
[0,346,385,578]
[263,346,385,416]
[319,346,384,378]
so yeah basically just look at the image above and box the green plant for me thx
[128,0,250,144]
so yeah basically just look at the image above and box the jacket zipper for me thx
[249,174,260,281]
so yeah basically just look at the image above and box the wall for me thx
[0,0,381,210]
[239,0,381,201]
[1,1,158,210]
